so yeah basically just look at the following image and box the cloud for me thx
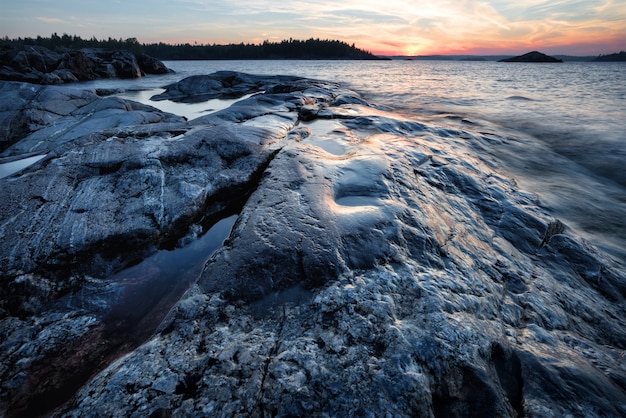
[167,0,625,55]
[1,0,624,55]
[36,16,66,23]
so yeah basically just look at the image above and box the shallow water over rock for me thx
[116,88,256,120]
[103,214,237,334]
[0,213,238,417]
[0,153,46,178]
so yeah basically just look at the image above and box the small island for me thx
[499,51,563,63]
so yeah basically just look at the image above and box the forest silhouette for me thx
[1,34,382,60]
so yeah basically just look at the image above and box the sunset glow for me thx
[1,0,625,56]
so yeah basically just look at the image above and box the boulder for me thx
[112,49,143,78]
[151,70,325,103]
[56,49,101,80]
[0,81,97,152]
[137,53,173,74]
[0,44,172,84]
[0,79,207,154]
[0,45,59,83]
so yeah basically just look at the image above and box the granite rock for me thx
[1,73,624,417]
[0,74,346,416]
[0,81,174,153]
[0,44,172,84]
[151,70,329,103]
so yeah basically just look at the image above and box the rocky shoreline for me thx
[1,72,625,417]
[0,44,172,85]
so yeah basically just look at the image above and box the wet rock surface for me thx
[0,44,172,85]
[151,70,322,103]
[1,73,625,417]
[0,80,181,154]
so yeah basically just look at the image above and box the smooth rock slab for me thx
[60,83,626,417]
[0,73,364,416]
[152,70,334,103]
[0,81,99,152]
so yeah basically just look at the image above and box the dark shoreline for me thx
[2,36,384,62]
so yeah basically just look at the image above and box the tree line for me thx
[592,51,626,62]
[1,34,382,60]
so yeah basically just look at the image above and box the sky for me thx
[1,0,625,56]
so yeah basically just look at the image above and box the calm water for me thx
[82,60,626,264]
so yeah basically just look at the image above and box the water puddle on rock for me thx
[103,214,238,340]
[305,137,347,155]
[301,119,350,156]
[0,154,46,179]
[335,196,380,207]
[26,214,238,417]
[116,88,255,120]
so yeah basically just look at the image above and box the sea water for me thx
[81,60,626,264]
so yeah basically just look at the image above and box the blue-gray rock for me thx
[151,70,327,103]
[1,73,624,418]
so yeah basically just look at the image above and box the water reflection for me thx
[104,214,238,337]
[116,88,255,120]
[81,60,625,264]
[0,154,46,179]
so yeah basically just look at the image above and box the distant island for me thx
[498,51,563,63]
[593,51,626,62]
[389,54,598,62]
[1,34,382,60]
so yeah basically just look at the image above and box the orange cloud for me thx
[2,1,624,56]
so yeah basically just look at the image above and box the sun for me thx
[403,45,423,57]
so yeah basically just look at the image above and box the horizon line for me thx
[2,33,623,58]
